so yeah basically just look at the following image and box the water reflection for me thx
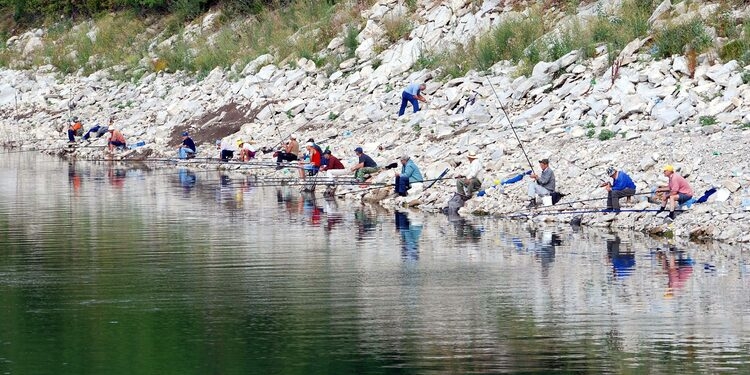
[655,245,695,297]
[395,211,422,261]
[447,212,482,244]
[2,154,750,374]
[607,236,636,279]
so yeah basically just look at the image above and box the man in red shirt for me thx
[298,142,321,180]
[657,165,694,219]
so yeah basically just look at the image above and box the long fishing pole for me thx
[486,76,535,174]
[335,175,455,196]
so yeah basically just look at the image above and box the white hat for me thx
[290,134,297,139]
[467,151,477,158]
[305,142,314,147]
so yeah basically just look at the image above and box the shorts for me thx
[677,193,692,205]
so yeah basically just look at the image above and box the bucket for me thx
[542,195,553,206]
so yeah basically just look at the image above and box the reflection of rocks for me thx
[1,0,749,242]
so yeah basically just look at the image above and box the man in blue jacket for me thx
[601,166,636,212]
[394,155,423,197]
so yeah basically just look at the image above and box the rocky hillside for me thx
[1,0,750,242]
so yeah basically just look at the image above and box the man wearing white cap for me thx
[456,151,483,198]
[600,166,636,212]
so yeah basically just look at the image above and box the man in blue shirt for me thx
[601,166,636,212]
[177,131,197,159]
[398,83,427,116]
[394,155,423,196]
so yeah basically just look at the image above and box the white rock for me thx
[651,102,682,127]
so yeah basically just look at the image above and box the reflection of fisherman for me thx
[447,213,482,244]
[178,168,197,193]
[354,208,377,241]
[607,236,635,279]
[395,211,422,261]
[657,246,694,297]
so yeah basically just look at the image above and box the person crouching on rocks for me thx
[527,158,555,207]
[395,155,423,197]
[351,147,379,183]
[107,128,126,153]
[456,151,483,199]
[601,166,636,213]
[177,131,196,159]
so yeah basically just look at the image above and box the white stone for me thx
[651,103,682,127]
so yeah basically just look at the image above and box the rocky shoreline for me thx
[1,0,749,243]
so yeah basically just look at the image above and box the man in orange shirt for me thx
[656,165,694,219]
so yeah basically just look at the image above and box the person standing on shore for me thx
[398,83,427,116]
[601,167,636,212]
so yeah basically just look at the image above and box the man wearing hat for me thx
[600,167,636,212]
[276,134,299,167]
[527,158,555,207]
[456,151,483,198]
[395,155,423,197]
[320,149,346,176]
[656,165,693,219]
[237,139,256,161]
[177,131,196,159]
[298,142,321,180]
[351,147,379,182]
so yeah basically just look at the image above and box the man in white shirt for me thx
[456,151,483,198]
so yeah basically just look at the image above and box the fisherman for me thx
[276,134,299,167]
[320,150,346,177]
[298,142,321,180]
[177,131,196,159]
[351,147,379,182]
[216,138,235,161]
[601,166,636,212]
[107,128,126,152]
[306,138,323,156]
[395,155,423,197]
[527,158,555,207]
[456,151,483,198]
[656,165,694,219]
[81,119,110,141]
[237,139,256,161]
[67,117,83,143]
[398,83,428,116]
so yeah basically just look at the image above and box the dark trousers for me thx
[395,175,410,196]
[608,188,635,210]
[398,91,420,116]
[220,150,234,161]
[68,129,76,142]
[276,152,298,163]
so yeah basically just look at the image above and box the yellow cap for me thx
[236,139,244,146]
[663,164,674,172]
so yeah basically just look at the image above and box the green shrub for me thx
[383,14,411,43]
[586,129,596,138]
[653,19,712,58]
[598,129,615,140]
[343,24,359,58]
[699,116,716,126]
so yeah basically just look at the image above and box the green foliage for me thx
[371,57,382,69]
[653,19,712,58]
[328,111,339,121]
[586,128,596,138]
[585,121,595,128]
[343,24,359,58]
[742,70,750,85]
[598,129,615,141]
[699,116,716,126]
[382,14,412,43]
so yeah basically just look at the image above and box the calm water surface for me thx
[1,153,749,374]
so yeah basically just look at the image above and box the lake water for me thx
[1,153,749,374]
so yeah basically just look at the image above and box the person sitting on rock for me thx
[395,155,423,197]
[456,151,483,198]
[67,117,83,143]
[351,147,379,183]
[276,134,299,167]
[601,166,636,213]
[238,139,256,161]
[398,83,427,116]
[320,149,346,177]
[527,158,555,207]
[107,128,126,152]
[216,138,235,161]
[298,142,321,180]
[177,131,196,159]
[656,165,693,220]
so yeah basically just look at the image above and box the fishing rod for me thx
[501,208,686,219]
[336,175,455,196]
[495,191,655,218]
[486,76,534,174]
